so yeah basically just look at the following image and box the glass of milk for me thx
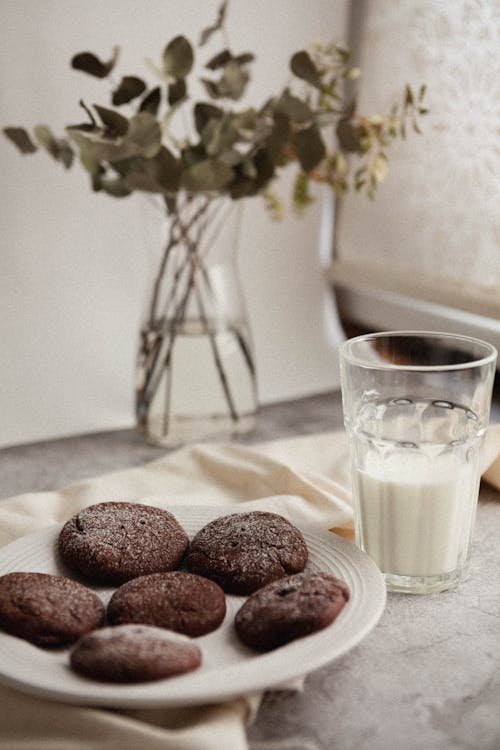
[340,331,497,594]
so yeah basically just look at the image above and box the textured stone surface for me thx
[0,389,499,748]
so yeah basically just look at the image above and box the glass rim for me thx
[340,330,497,372]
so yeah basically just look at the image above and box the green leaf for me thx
[121,148,181,194]
[112,76,146,106]
[290,51,322,89]
[265,113,290,161]
[3,127,37,154]
[66,130,102,175]
[163,36,194,79]
[139,87,161,115]
[194,102,223,135]
[71,47,119,78]
[205,49,232,70]
[93,105,129,137]
[216,61,250,100]
[100,176,132,197]
[57,138,74,168]
[125,112,162,158]
[274,93,312,123]
[168,78,187,106]
[33,124,60,158]
[181,158,234,191]
[292,125,326,171]
[33,125,74,168]
[336,117,363,153]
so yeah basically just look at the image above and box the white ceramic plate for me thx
[0,505,386,708]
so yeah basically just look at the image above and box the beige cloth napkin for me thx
[1,425,500,749]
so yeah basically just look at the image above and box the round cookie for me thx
[234,571,350,651]
[0,572,105,648]
[107,571,226,637]
[187,511,308,595]
[70,624,202,683]
[58,501,189,585]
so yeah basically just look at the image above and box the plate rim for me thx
[0,504,386,708]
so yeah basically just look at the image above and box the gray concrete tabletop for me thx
[1,390,499,750]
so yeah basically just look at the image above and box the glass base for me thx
[383,566,469,595]
[140,412,257,448]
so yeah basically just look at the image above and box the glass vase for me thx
[135,195,258,447]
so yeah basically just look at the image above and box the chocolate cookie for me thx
[107,571,226,637]
[186,511,308,595]
[70,624,202,683]
[234,571,350,651]
[0,572,105,648]
[58,501,189,585]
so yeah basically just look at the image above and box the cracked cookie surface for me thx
[186,511,308,595]
[0,571,105,647]
[107,571,226,637]
[58,501,189,585]
[234,571,350,651]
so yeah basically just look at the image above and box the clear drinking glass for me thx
[340,331,497,594]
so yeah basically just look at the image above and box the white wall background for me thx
[0,0,347,447]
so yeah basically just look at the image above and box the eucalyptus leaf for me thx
[139,87,161,115]
[335,117,362,153]
[112,76,146,106]
[265,113,290,161]
[3,127,37,154]
[168,78,187,106]
[100,175,132,197]
[205,49,232,70]
[93,105,129,137]
[71,47,119,78]
[181,158,233,191]
[194,102,223,135]
[33,125,60,158]
[292,124,326,171]
[205,60,250,100]
[122,148,181,194]
[163,36,194,79]
[57,138,74,168]
[125,112,162,158]
[290,51,322,89]
[274,93,312,123]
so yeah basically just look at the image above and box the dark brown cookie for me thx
[107,571,226,637]
[234,571,350,651]
[186,511,308,595]
[70,624,202,683]
[0,572,105,648]
[58,501,189,585]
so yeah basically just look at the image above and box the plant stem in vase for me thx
[136,195,258,446]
